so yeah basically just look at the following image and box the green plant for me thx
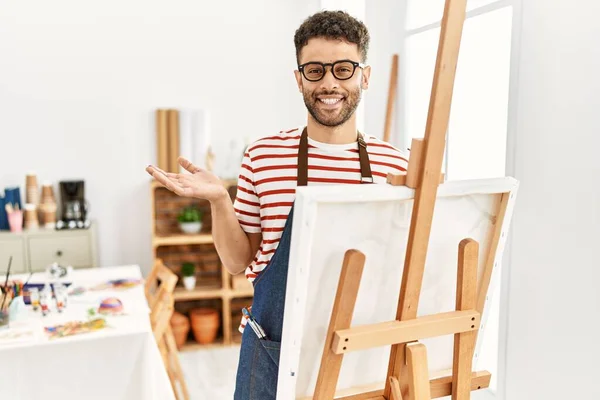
[181,262,196,277]
[177,205,204,223]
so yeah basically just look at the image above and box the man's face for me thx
[295,38,371,127]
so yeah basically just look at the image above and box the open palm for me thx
[146,157,227,202]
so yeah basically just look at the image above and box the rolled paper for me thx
[167,109,180,173]
[156,109,169,171]
[178,109,194,173]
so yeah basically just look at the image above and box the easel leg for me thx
[313,250,366,400]
[390,376,404,400]
[389,344,410,399]
[452,239,479,399]
[406,343,432,400]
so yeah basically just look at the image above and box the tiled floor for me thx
[179,345,241,399]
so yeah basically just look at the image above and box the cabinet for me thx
[0,222,98,273]
[0,236,27,273]
[150,180,254,350]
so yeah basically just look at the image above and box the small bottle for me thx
[40,285,51,316]
[30,287,40,311]
[54,283,66,312]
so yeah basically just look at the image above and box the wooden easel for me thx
[311,0,490,398]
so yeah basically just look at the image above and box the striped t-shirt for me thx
[233,126,409,284]
[234,127,408,332]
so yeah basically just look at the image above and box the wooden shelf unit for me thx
[150,178,253,349]
[173,286,255,301]
[153,233,214,247]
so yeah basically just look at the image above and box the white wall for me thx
[0,0,320,273]
[504,0,600,398]
[364,0,406,148]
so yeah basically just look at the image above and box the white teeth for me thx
[320,98,341,105]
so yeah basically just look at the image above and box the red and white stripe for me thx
[234,127,408,332]
[234,127,408,279]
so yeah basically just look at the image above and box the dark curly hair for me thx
[294,10,370,65]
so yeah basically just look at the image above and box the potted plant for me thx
[177,205,204,234]
[181,262,196,291]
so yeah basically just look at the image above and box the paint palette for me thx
[98,297,124,315]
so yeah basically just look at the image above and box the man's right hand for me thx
[146,156,259,274]
[146,157,229,203]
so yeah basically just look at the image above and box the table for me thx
[0,265,175,400]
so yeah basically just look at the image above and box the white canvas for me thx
[277,177,519,399]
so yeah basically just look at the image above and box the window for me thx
[402,0,516,394]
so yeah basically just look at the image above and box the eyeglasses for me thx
[298,59,365,82]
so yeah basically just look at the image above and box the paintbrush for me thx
[24,271,33,286]
[0,256,13,311]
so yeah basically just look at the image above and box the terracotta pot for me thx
[170,311,190,349]
[190,308,220,344]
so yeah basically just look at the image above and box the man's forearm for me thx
[210,194,253,275]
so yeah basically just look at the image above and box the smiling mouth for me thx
[317,97,345,108]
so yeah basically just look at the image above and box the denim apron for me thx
[233,128,373,400]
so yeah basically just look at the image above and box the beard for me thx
[302,85,362,127]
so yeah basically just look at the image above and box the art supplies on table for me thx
[0,256,14,313]
[8,295,27,323]
[40,287,51,316]
[98,297,124,315]
[0,309,8,330]
[29,287,40,310]
[22,282,73,305]
[54,283,68,312]
[44,317,107,340]
[90,278,142,291]
[47,262,72,279]
[68,286,86,296]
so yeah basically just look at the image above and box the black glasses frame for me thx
[298,59,365,82]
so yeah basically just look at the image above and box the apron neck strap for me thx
[297,127,373,187]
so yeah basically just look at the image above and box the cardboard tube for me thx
[167,109,180,173]
[156,109,169,171]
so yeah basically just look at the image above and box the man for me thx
[146,10,408,399]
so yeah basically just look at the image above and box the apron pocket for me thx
[248,338,282,399]
[258,339,281,366]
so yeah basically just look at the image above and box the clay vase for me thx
[190,308,220,344]
[170,311,190,349]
